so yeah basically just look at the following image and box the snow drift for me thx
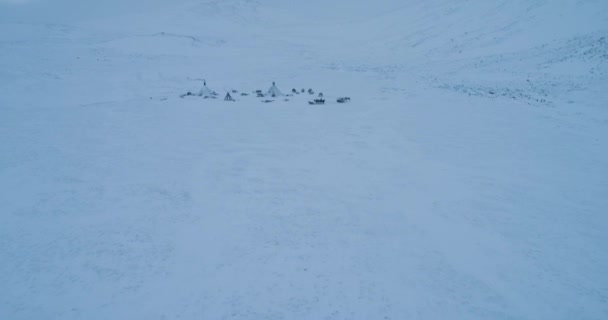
[1,1,607,319]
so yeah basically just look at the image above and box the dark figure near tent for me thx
[302,88,305,93]
[308,89,314,95]
[292,88,298,94]
[318,92,323,97]
[224,92,235,101]
[180,91,194,98]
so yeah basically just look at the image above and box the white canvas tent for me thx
[266,82,283,97]
[198,81,218,97]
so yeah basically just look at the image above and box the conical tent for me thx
[198,81,217,97]
[224,92,234,101]
[266,82,283,97]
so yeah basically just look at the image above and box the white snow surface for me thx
[1,0,607,319]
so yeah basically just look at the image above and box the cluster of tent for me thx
[181,81,350,104]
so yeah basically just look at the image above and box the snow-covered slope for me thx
[1,1,607,319]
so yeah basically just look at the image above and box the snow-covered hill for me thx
[1,1,607,319]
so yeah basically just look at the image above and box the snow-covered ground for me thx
[1,0,607,319]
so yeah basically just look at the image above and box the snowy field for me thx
[1,0,607,319]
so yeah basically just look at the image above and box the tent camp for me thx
[198,81,218,98]
[267,82,283,97]
[224,92,235,101]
